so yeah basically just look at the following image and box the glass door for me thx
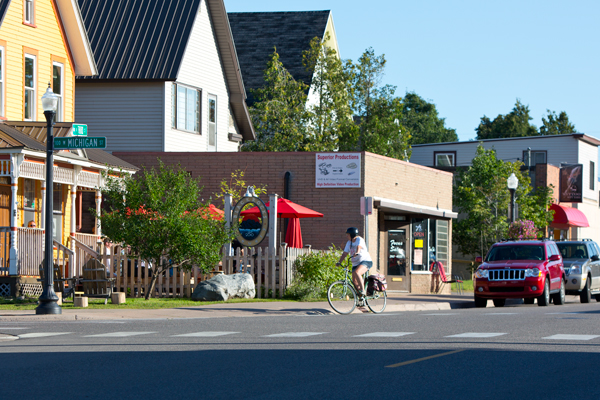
[386,227,409,291]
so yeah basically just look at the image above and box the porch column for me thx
[95,189,102,239]
[70,184,77,275]
[8,154,23,275]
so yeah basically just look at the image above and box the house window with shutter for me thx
[591,161,595,191]
[24,0,35,25]
[52,62,64,122]
[24,54,36,120]
[208,95,217,149]
[171,83,201,133]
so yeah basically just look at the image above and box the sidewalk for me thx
[0,293,474,322]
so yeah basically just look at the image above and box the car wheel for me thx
[552,279,565,305]
[538,278,550,306]
[524,298,535,305]
[493,299,506,307]
[580,277,591,303]
[474,295,487,308]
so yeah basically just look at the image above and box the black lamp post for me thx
[507,173,519,224]
[36,84,61,315]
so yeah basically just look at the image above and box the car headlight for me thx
[525,268,540,278]
[475,268,488,279]
[570,265,582,275]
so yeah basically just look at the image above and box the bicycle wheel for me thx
[327,281,357,315]
[366,290,387,313]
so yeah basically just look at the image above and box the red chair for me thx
[431,261,463,294]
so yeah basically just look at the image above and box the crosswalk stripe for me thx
[484,313,518,315]
[421,313,459,316]
[264,332,327,337]
[543,334,600,341]
[18,332,72,338]
[84,332,155,337]
[0,327,31,330]
[172,331,239,337]
[354,332,415,337]
[445,333,507,338]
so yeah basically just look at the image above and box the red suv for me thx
[474,240,566,307]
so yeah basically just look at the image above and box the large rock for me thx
[192,273,255,301]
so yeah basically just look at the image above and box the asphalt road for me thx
[1,299,600,400]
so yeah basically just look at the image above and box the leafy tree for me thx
[97,161,233,299]
[302,34,354,151]
[540,110,576,135]
[453,145,554,258]
[401,92,458,145]
[476,99,538,140]
[242,49,310,152]
[341,48,411,160]
[214,169,267,208]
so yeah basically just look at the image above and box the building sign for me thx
[559,164,583,203]
[315,153,361,188]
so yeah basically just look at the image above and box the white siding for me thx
[575,141,600,243]
[164,0,238,152]
[75,82,164,152]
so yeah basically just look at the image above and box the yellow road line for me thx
[385,349,465,368]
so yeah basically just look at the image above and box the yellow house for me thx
[0,0,137,297]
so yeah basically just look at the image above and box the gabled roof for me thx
[76,0,201,80]
[412,133,600,148]
[0,122,138,170]
[228,10,331,106]
[0,0,10,27]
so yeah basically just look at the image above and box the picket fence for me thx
[75,244,314,299]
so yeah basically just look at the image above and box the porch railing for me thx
[0,227,10,276]
[72,236,99,278]
[74,233,100,252]
[17,227,44,276]
[53,240,74,279]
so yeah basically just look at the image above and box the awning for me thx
[373,197,458,219]
[549,203,589,230]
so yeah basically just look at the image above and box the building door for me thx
[0,185,10,271]
[384,222,410,291]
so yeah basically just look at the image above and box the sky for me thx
[225,0,600,142]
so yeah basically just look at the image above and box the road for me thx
[1,299,600,400]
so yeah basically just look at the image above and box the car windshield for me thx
[557,243,588,259]
[486,245,545,261]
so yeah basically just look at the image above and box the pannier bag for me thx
[367,274,388,295]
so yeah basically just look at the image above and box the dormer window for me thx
[434,151,456,167]
[24,0,35,25]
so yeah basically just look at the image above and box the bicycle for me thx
[327,260,387,314]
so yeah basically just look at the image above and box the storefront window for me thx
[411,218,428,271]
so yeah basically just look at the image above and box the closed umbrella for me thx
[285,217,303,248]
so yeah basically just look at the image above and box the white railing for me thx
[53,240,74,279]
[74,233,100,251]
[0,160,11,176]
[72,236,99,278]
[0,227,10,276]
[16,227,44,276]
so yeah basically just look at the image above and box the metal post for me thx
[509,188,516,223]
[224,194,232,257]
[36,110,61,314]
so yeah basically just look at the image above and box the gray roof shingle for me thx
[0,0,10,27]
[228,10,331,106]
[76,0,201,80]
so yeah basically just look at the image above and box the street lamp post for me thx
[36,84,61,315]
[507,173,519,224]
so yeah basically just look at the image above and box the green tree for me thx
[242,49,310,152]
[453,145,554,258]
[97,162,233,299]
[302,34,354,151]
[540,110,576,135]
[214,169,267,208]
[341,48,411,160]
[401,92,458,145]
[476,99,538,140]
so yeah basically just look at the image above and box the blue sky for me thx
[225,0,600,141]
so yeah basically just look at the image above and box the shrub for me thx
[508,220,538,240]
[284,247,344,300]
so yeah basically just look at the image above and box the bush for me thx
[508,220,538,240]
[284,247,344,301]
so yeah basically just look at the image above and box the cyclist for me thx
[336,227,373,303]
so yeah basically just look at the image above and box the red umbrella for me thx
[285,217,303,248]
[240,198,323,218]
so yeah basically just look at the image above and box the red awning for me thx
[549,204,589,230]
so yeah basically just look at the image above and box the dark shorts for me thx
[352,261,373,272]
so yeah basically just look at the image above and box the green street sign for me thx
[72,124,88,136]
[54,137,107,149]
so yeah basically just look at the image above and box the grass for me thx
[0,296,292,310]
[452,279,474,293]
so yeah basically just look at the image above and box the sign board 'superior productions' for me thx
[54,137,106,149]
[315,153,361,188]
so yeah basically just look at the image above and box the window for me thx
[523,150,547,167]
[171,83,200,133]
[208,95,217,148]
[0,45,4,117]
[24,0,34,25]
[24,54,36,120]
[590,161,595,191]
[52,62,63,122]
[434,152,455,167]
[52,183,62,242]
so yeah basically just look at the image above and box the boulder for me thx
[192,273,255,301]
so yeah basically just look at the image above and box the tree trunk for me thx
[145,267,165,300]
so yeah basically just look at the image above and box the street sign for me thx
[54,137,106,149]
[72,124,88,136]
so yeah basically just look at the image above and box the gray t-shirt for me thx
[344,236,372,267]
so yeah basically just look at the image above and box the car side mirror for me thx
[475,256,483,263]
[592,255,600,262]
[549,254,560,261]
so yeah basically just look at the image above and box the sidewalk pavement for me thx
[0,293,474,322]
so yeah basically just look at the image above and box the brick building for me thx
[114,151,456,294]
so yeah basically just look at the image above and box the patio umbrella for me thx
[240,198,323,248]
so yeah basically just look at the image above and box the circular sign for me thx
[231,196,269,247]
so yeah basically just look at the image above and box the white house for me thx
[410,134,600,244]
[74,0,254,153]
